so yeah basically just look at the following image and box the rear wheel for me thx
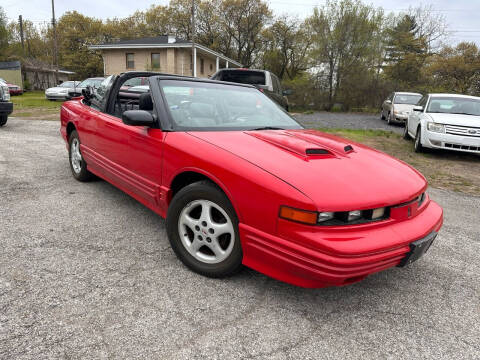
[0,115,7,127]
[380,109,385,120]
[403,120,410,139]
[68,130,93,181]
[166,181,243,278]
[387,112,393,125]
[414,126,424,153]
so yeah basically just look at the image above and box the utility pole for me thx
[191,0,195,77]
[18,15,25,55]
[51,0,59,84]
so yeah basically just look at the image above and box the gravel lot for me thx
[1,119,479,359]
[294,111,404,133]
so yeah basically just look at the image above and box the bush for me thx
[23,79,31,91]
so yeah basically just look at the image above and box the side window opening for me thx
[112,76,152,118]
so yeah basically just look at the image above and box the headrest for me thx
[139,93,153,111]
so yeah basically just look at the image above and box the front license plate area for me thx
[398,232,437,267]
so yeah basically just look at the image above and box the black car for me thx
[67,77,105,100]
[0,80,13,127]
[210,69,291,111]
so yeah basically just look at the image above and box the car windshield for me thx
[78,78,103,88]
[427,97,480,116]
[59,81,76,88]
[220,71,266,85]
[394,94,422,104]
[160,80,302,131]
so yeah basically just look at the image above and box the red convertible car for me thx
[60,72,443,288]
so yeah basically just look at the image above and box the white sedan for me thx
[45,81,80,100]
[404,93,480,154]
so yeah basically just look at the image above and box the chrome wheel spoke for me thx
[209,239,226,260]
[190,238,203,253]
[211,222,232,236]
[199,202,213,224]
[182,214,199,230]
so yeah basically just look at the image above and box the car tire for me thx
[0,115,7,127]
[68,130,93,181]
[414,126,424,153]
[403,120,410,140]
[380,109,385,120]
[387,112,393,125]
[166,180,243,278]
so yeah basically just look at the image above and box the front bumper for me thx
[424,130,480,153]
[9,89,23,95]
[240,197,443,288]
[0,101,13,116]
[393,113,409,122]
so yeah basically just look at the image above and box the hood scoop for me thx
[245,130,345,158]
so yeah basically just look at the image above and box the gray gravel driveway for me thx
[0,119,479,359]
[294,111,404,134]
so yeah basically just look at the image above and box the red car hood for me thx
[189,129,427,211]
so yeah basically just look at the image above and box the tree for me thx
[0,7,9,60]
[220,0,272,66]
[383,14,428,89]
[260,17,311,80]
[55,11,105,78]
[306,0,384,109]
[427,42,480,95]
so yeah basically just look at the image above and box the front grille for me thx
[445,124,480,137]
[445,143,480,152]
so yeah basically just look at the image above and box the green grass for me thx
[316,128,397,142]
[11,91,62,111]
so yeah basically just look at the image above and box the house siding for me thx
[101,47,231,78]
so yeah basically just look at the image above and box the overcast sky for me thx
[3,0,480,45]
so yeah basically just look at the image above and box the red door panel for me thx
[84,111,165,212]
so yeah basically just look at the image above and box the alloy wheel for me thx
[70,138,83,174]
[177,199,235,264]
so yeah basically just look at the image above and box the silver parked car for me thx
[45,81,80,101]
[66,77,105,100]
[381,92,422,125]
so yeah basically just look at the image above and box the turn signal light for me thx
[279,206,318,225]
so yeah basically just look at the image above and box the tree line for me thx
[1,0,480,110]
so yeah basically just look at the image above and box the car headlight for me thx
[427,122,445,133]
[279,206,389,225]
[318,212,335,223]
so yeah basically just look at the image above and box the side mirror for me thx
[82,86,93,105]
[413,105,423,112]
[283,89,293,96]
[385,100,392,104]
[122,110,155,127]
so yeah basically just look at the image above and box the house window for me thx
[210,63,213,71]
[200,58,204,74]
[151,53,160,69]
[126,53,135,69]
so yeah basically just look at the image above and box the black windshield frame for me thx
[156,77,303,132]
